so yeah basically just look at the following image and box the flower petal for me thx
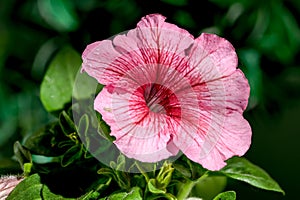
[181,112,251,170]
[95,86,180,162]
[186,33,238,84]
[82,14,194,86]
[173,70,251,170]
[134,14,194,56]
[82,40,123,85]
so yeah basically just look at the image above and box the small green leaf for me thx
[212,191,236,200]
[78,114,89,140]
[61,145,82,167]
[13,141,32,175]
[59,110,77,136]
[79,190,101,200]
[7,174,43,200]
[40,46,81,112]
[23,163,33,176]
[156,162,174,189]
[106,187,143,200]
[220,157,284,194]
[148,179,166,194]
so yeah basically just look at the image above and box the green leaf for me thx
[156,162,174,189]
[264,3,300,64]
[59,110,77,136]
[220,157,284,194]
[212,191,236,200]
[61,145,82,167]
[37,0,79,32]
[191,176,227,200]
[106,187,143,200]
[7,174,43,200]
[40,46,81,112]
[7,174,76,200]
[77,114,90,148]
[148,179,166,194]
[22,123,61,156]
[13,141,32,175]
[72,71,99,100]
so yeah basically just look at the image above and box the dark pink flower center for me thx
[141,83,181,118]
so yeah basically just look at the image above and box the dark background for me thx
[1,0,299,199]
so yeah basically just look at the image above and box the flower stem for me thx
[176,172,209,200]
[177,179,196,200]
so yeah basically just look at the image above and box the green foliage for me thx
[219,157,285,194]
[191,176,227,200]
[212,191,236,200]
[101,187,143,200]
[2,0,296,199]
[9,115,285,199]
[37,0,79,32]
[72,72,99,100]
[40,46,81,112]
[7,174,75,200]
[13,141,32,176]
[6,174,43,200]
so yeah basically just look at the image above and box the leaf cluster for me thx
[9,105,285,199]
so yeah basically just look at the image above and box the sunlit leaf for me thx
[7,174,76,200]
[148,179,166,194]
[220,157,285,194]
[40,46,81,112]
[105,187,142,200]
[7,174,43,200]
[212,191,236,200]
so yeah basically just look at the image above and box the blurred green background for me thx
[0,0,299,199]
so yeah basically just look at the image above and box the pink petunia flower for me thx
[81,14,251,171]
